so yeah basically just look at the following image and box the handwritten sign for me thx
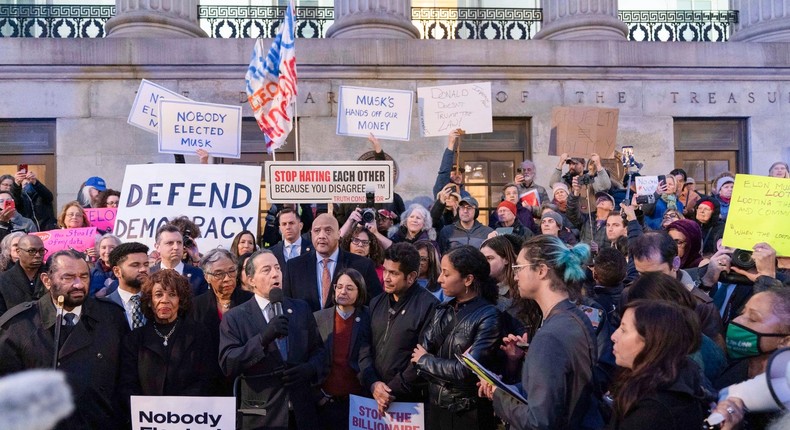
[114,164,261,250]
[84,208,117,233]
[158,99,242,158]
[349,395,424,430]
[549,106,619,158]
[417,82,492,137]
[722,174,790,256]
[32,227,97,260]
[266,161,393,204]
[128,79,190,134]
[337,86,413,141]
[131,396,235,430]
[635,176,659,196]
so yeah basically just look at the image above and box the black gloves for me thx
[260,315,289,347]
[282,363,315,387]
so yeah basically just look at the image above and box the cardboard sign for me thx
[131,396,235,430]
[337,86,413,141]
[266,161,394,204]
[349,395,424,430]
[84,207,117,233]
[158,99,242,159]
[635,176,659,196]
[417,82,492,137]
[722,174,790,256]
[519,189,539,207]
[32,227,97,261]
[549,106,619,158]
[114,164,261,250]
[128,79,190,134]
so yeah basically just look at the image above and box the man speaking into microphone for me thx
[219,249,324,430]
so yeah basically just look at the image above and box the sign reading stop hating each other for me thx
[266,161,394,204]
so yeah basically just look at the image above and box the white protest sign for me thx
[417,82,492,137]
[336,86,413,141]
[128,79,190,134]
[114,164,261,249]
[349,395,424,430]
[131,396,234,430]
[266,161,393,204]
[635,176,659,196]
[158,99,242,158]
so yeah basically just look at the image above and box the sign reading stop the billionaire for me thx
[266,161,394,204]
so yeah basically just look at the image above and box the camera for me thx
[635,194,656,205]
[577,172,594,186]
[360,208,376,225]
[183,227,195,249]
[731,249,756,270]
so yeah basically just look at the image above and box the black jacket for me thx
[11,180,57,231]
[415,296,502,411]
[0,262,47,317]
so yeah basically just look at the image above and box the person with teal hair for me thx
[478,235,602,429]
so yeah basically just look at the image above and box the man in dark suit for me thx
[105,242,150,330]
[0,249,129,430]
[269,207,312,268]
[219,249,324,430]
[284,213,382,312]
[0,234,47,317]
[150,224,209,297]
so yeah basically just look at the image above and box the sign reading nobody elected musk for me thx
[267,161,393,204]
[349,395,424,430]
[128,79,190,134]
[337,86,413,141]
[114,164,261,250]
[418,82,492,137]
[131,396,234,430]
[159,99,242,158]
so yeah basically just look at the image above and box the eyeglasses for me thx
[351,238,370,247]
[65,212,83,218]
[207,269,237,279]
[19,247,47,256]
[662,214,680,220]
[512,262,541,275]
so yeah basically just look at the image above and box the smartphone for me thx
[621,146,634,159]
[658,174,666,185]
[3,199,14,211]
[17,164,28,174]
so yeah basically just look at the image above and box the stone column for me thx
[534,0,627,41]
[326,0,420,39]
[729,0,790,42]
[106,0,207,38]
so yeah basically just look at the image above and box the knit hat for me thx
[541,211,563,228]
[551,182,569,198]
[667,219,703,269]
[715,176,734,194]
[497,200,517,216]
[697,200,715,212]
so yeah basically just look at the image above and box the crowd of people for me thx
[0,133,789,430]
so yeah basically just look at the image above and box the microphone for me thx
[0,369,74,430]
[269,287,284,317]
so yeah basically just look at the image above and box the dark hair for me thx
[0,174,13,184]
[335,267,368,307]
[155,224,182,244]
[502,234,524,254]
[521,235,590,298]
[669,168,687,182]
[140,269,193,320]
[230,230,258,258]
[760,287,790,332]
[277,207,301,222]
[413,240,441,292]
[340,224,384,265]
[95,189,120,208]
[169,216,201,238]
[108,242,150,268]
[47,249,89,276]
[384,242,420,276]
[630,231,677,267]
[236,251,253,290]
[593,247,626,287]
[612,300,701,419]
[443,246,498,304]
[627,272,696,310]
[244,249,276,279]
[481,236,517,289]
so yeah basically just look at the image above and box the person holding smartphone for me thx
[10,166,57,231]
[0,190,37,238]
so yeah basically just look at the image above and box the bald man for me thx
[0,235,47,316]
[283,214,382,312]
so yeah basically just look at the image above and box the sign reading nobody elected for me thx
[722,174,790,256]
[418,82,492,137]
[158,99,242,158]
[128,79,190,134]
[131,396,234,430]
[267,161,393,204]
[349,395,424,430]
[114,164,261,250]
[550,106,619,158]
[337,86,413,141]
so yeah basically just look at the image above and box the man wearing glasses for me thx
[0,234,47,316]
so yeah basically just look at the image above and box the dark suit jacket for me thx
[313,306,374,394]
[150,263,210,297]
[269,235,313,269]
[0,295,129,430]
[219,296,324,430]
[0,262,46,317]
[283,249,383,313]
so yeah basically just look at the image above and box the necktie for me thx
[63,312,76,327]
[265,303,288,361]
[60,312,76,347]
[130,295,145,329]
[321,258,331,308]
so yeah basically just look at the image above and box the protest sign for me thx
[549,107,619,158]
[85,207,117,233]
[635,176,659,196]
[417,82,492,137]
[128,79,190,134]
[349,395,424,430]
[266,161,394,204]
[131,396,234,430]
[32,227,97,261]
[722,174,790,256]
[519,189,539,207]
[337,86,413,141]
[158,99,242,159]
[114,164,261,250]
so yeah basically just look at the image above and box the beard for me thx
[124,275,144,290]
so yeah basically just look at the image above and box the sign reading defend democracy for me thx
[722,174,790,256]
[266,161,393,204]
[417,82,493,137]
[131,396,234,430]
[337,86,414,141]
[128,79,190,134]
[114,164,261,250]
[550,106,619,158]
[158,99,242,158]
[32,227,97,261]
[349,395,424,430]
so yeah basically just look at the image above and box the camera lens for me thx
[731,249,755,270]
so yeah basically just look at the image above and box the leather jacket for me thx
[415,296,502,411]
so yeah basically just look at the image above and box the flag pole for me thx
[293,0,300,162]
